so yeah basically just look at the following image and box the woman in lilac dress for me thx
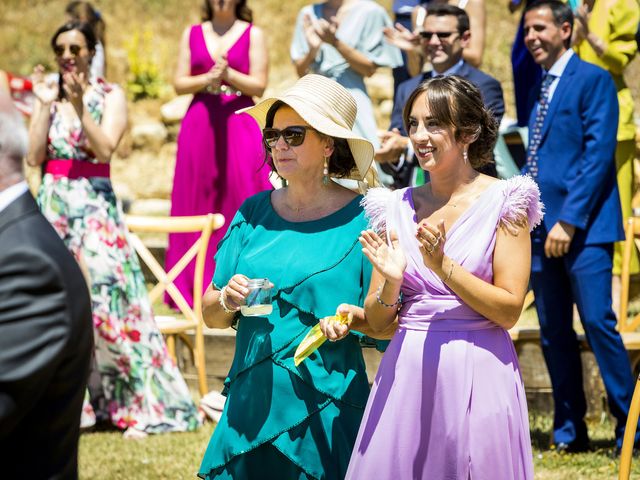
[347,76,539,478]
[167,0,272,307]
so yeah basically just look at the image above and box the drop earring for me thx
[322,156,329,186]
[463,148,469,165]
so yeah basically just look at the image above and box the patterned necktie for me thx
[526,74,556,177]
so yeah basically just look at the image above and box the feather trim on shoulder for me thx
[499,175,544,233]
[360,187,393,234]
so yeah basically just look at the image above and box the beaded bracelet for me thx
[219,286,239,314]
[376,285,402,308]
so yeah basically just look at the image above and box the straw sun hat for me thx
[238,74,374,181]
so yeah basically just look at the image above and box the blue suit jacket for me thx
[390,61,505,134]
[523,54,624,244]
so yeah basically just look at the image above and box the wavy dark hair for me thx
[263,100,357,179]
[51,21,97,101]
[402,75,498,169]
[201,0,252,22]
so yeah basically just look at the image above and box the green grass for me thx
[79,422,214,479]
[78,413,636,479]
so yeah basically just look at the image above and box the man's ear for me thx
[460,30,471,49]
[560,21,572,43]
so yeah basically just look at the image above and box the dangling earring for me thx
[463,148,469,165]
[322,156,329,186]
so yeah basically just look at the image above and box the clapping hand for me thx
[383,23,420,53]
[572,4,590,44]
[61,71,87,115]
[416,219,446,273]
[207,54,228,90]
[302,13,323,50]
[314,16,339,46]
[359,229,407,284]
[375,128,408,165]
[32,65,59,105]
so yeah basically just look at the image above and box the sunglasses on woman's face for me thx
[262,126,317,148]
[53,44,84,57]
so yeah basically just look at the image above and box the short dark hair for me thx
[525,0,574,46]
[425,4,470,34]
[263,101,356,179]
[402,75,497,169]
[201,0,252,23]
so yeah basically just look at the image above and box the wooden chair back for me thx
[125,213,225,396]
[619,217,640,333]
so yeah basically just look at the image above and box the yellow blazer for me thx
[574,0,639,141]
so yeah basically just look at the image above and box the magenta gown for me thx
[166,23,272,307]
[347,176,543,480]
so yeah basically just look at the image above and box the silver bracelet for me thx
[375,285,402,308]
[218,286,238,314]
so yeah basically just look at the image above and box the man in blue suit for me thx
[523,0,635,452]
[377,4,504,188]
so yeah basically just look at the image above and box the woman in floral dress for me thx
[27,21,201,437]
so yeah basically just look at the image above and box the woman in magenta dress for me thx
[346,76,539,478]
[167,0,272,307]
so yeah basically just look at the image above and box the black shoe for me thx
[555,440,590,453]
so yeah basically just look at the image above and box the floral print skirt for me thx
[38,173,202,433]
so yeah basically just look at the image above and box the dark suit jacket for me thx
[523,54,623,244]
[385,62,505,187]
[0,191,92,480]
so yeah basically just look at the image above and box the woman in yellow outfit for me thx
[573,0,640,281]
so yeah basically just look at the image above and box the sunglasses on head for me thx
[53,44,84,57]
[262,126,317,148]
[419,31,457,40]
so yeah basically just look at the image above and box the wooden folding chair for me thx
[125,213,225,396]
[619,373,640,479]
[618,217,640,373]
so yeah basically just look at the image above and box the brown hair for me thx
[402,75,497,169]
[263,101,357,179]
[201,0,252,22]
[65,1,105,45]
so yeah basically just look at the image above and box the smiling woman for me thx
[25,21,202,438]
[347,75,541,479]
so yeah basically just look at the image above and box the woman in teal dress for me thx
[198,75,393,479]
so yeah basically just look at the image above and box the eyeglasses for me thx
[262,126,317,148]
[53,44,84,57]
[419,31,458,41]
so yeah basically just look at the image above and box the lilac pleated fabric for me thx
[347,176,542,480]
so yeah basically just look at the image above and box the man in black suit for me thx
[377,4,505,188]
[0,91,93,478]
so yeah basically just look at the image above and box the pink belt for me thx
[44,159,110,179]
